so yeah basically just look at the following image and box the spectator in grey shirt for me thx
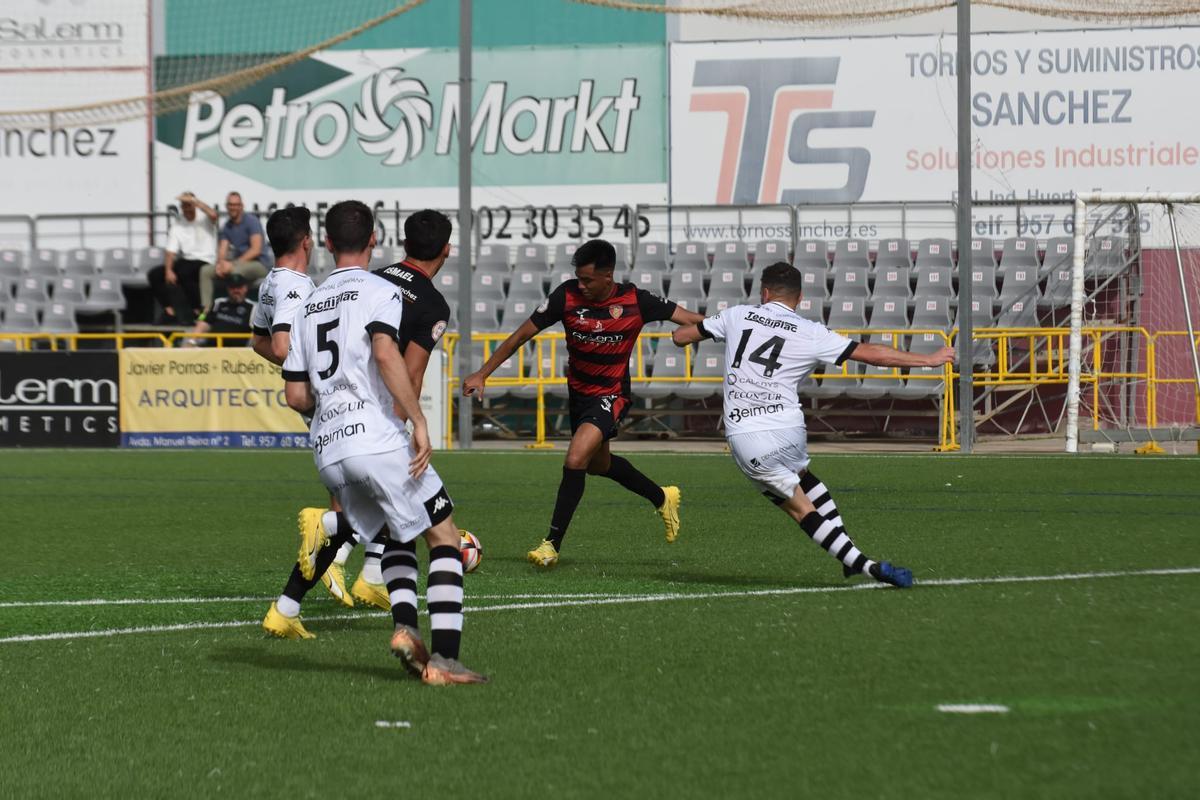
[199,191,273,308]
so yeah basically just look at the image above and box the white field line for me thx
[1,566,1196,645]
[0,591,631,609]
[937,704,1011,714]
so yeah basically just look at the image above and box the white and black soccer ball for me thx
[460,530,482,573]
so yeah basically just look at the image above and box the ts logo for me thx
[689,57,875,205]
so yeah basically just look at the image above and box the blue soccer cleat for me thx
[874,561,914,589]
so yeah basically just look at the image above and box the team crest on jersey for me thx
[609,305,623,319]
[431,320,447,342]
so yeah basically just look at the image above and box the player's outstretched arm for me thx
[669,306,706,326]
[284,380,315,415]
[373,332,432,477]
[671,324,704,347]
[850,343,956,368]
[462,318,540,399]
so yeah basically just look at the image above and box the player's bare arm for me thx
[671,323,705,347]
[373,332,432,477]
[251,330,289,366]
[284,379,315,415]
[850,343,956,368]
[670,306,706,327]
[391,341,433,420]
[462,318,540,399]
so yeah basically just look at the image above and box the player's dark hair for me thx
[325,200,375,255]
[266,206,312,260]
[760,261,804,296]
[404,209,452,261]
[572,239,616,272]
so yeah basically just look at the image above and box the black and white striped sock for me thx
[360,529,386,584]
[799,472,874,575]
[798,511,876,577]
[381,539,419,629]
[427,544,464,660]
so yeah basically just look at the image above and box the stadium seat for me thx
[368,246,393,267]
[471,340,523,399]
[865,298,908,330]
[911,296,952,332]
[40,302,78,334]
[712,240,749,270]
[915,238,953,270]
[830,265,870,300]
[51,276,88,306]
[1089,236,1127,280]
[892,330,950,400]
[997,265,1040,313]
[62,248,98,276]
[549,265,577,291]
[507,267,546,300]
[832,239,871,273]
[914,266,955,301]
[28,249,61,278]
[0,249,26,278]
[2,300,40,331]
[501,295,539,328]
[808,297,867,399]
[672,241,708,271]
[553,242,578,273]
[996,294,1038,328]
[795,297,824,325]
[469,298,501,331]
[641,341,688,400]
[753,239,790,267]
[636,240,669,272]
[99,247,134,280]
[612,241,630,269]
[707,264,747,300]
[629,269,665,297]
[471,272,506,303]
[845,331,905,399]
[999,237,1040,274]
[676,339,724,400]
[1042,237,1073,281]
[874,238,912,273]
[798,265,830,302]
[444,300,459,331]
[793,239,829,269]
[1042,263,1074,308]
[970,264,999,304]
[434,269,460,302]
[667,264,706,309]
[871,265,913,301]
[475,243,511,275]
[311,248,336,283]
[15,276,51,304]
[82,276,126,314]
[969,237,998,268]
[955,299,997,366]
[514,243,549,272]
[672,297,701,317]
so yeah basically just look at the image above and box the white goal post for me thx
[1066,192,1200,453]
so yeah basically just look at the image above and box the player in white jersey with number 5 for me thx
[282,200,485,685]
[672,262,955,588]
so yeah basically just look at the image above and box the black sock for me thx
[281,537,341,602]
[332,513,355,548]
[601,455,666,507]
[548,467,587,550]
[427,544,464,660]
[797,511,876,576]
[381,539,419,628]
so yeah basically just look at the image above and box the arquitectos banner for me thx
[671,28,1200,207]
[118,349,308,449]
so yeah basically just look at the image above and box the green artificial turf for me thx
[1,450,1197,799]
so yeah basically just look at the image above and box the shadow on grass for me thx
[209,644,414,683]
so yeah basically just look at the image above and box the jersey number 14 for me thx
[731,330,785,378]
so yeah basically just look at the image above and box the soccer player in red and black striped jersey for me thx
[463,239,705,567]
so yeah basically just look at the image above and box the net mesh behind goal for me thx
[1070,199,1200,449]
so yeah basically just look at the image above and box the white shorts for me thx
[728,427,811,502]
[318,447,453,545]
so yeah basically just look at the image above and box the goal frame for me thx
[1066,192,1200,453]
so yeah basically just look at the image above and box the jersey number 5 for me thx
[731,329,785,378]
[317,319,340,380]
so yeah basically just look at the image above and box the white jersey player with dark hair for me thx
[672,261,956,588]
[282,199,485,685]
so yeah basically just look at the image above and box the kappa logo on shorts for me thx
[600,396,613,413]
[424,486,454,524]
[433,496,448,513]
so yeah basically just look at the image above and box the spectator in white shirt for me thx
[147,191,218,324]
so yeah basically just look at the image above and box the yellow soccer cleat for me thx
[322,562,354,608]
[351,573,390,611]
[297,507,329,580]
[390,624,430,677]
[657,486,681,543]
[526,539,559,568]
[421,654,489,686]
[262,602,315,640]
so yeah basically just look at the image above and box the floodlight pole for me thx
[457,0,474,449]
[956,0,974,452]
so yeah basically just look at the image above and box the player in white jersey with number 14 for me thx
[282,200,485,685]
[672,262,956,588]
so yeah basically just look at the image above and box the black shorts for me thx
[568,392,631,441]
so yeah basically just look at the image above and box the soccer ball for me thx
[460,530,482,573]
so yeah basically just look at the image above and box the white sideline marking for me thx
[374,720,412,729]
[0,591,631,610]
[0,566,1196,645]
[938,704,1010,714]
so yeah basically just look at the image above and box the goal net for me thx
[1066,195,1200,452]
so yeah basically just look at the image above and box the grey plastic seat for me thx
[370,246,395,267]
[808,297,867,399]
[996,293,1038,328]
[708,264,746,297]
[3,300,40,331]
[874,239,912,273]
[636,241,670,274]
[667,264,706,309]
[15,276,51,304]
[507,266,546,300]
[798,265,830,302]
[712,240,749,270]
[1088,236,1127,280]
[641,341,688,400]
[514,243,548,271]
[1042,237,1073,280]
[29,249,61,277]
[997,264,1040,317]
[672,241,708,271]
[475,243,511,274]
[549,266,577,291]
[892,331,950,400]
[52,276,88,305]
[793,239,829,269]
[832,239,871,274]
[866,298,908,330]
[705,294,744,315]
[501,295,540,329]
[629,269,665,297]
[0,249,26,277]
[433,269,460,302]
[471,272,506,303]
[753,240,790,267]
[911,296,952,332]
[612,242,630,269]
[955,298,997,367]
[469,298,501,332]
[40,302,78,334]
[553,242,578,273]
[99,248,136,281]
[914,266,954,301]
[672,296,701,317]
[795,297,824,325]
[676,339,724,400]
[1042,263,1074,308]
[969,237,998,268]
[830,265,870,300]
[970,264,999,304]
[871,265,912,301]
[999,237,1040,275]
[915,238,953,270]
[63,248,98,276]
[82,276,126,313]
[845,330,905,399]
[471,341,523,399]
